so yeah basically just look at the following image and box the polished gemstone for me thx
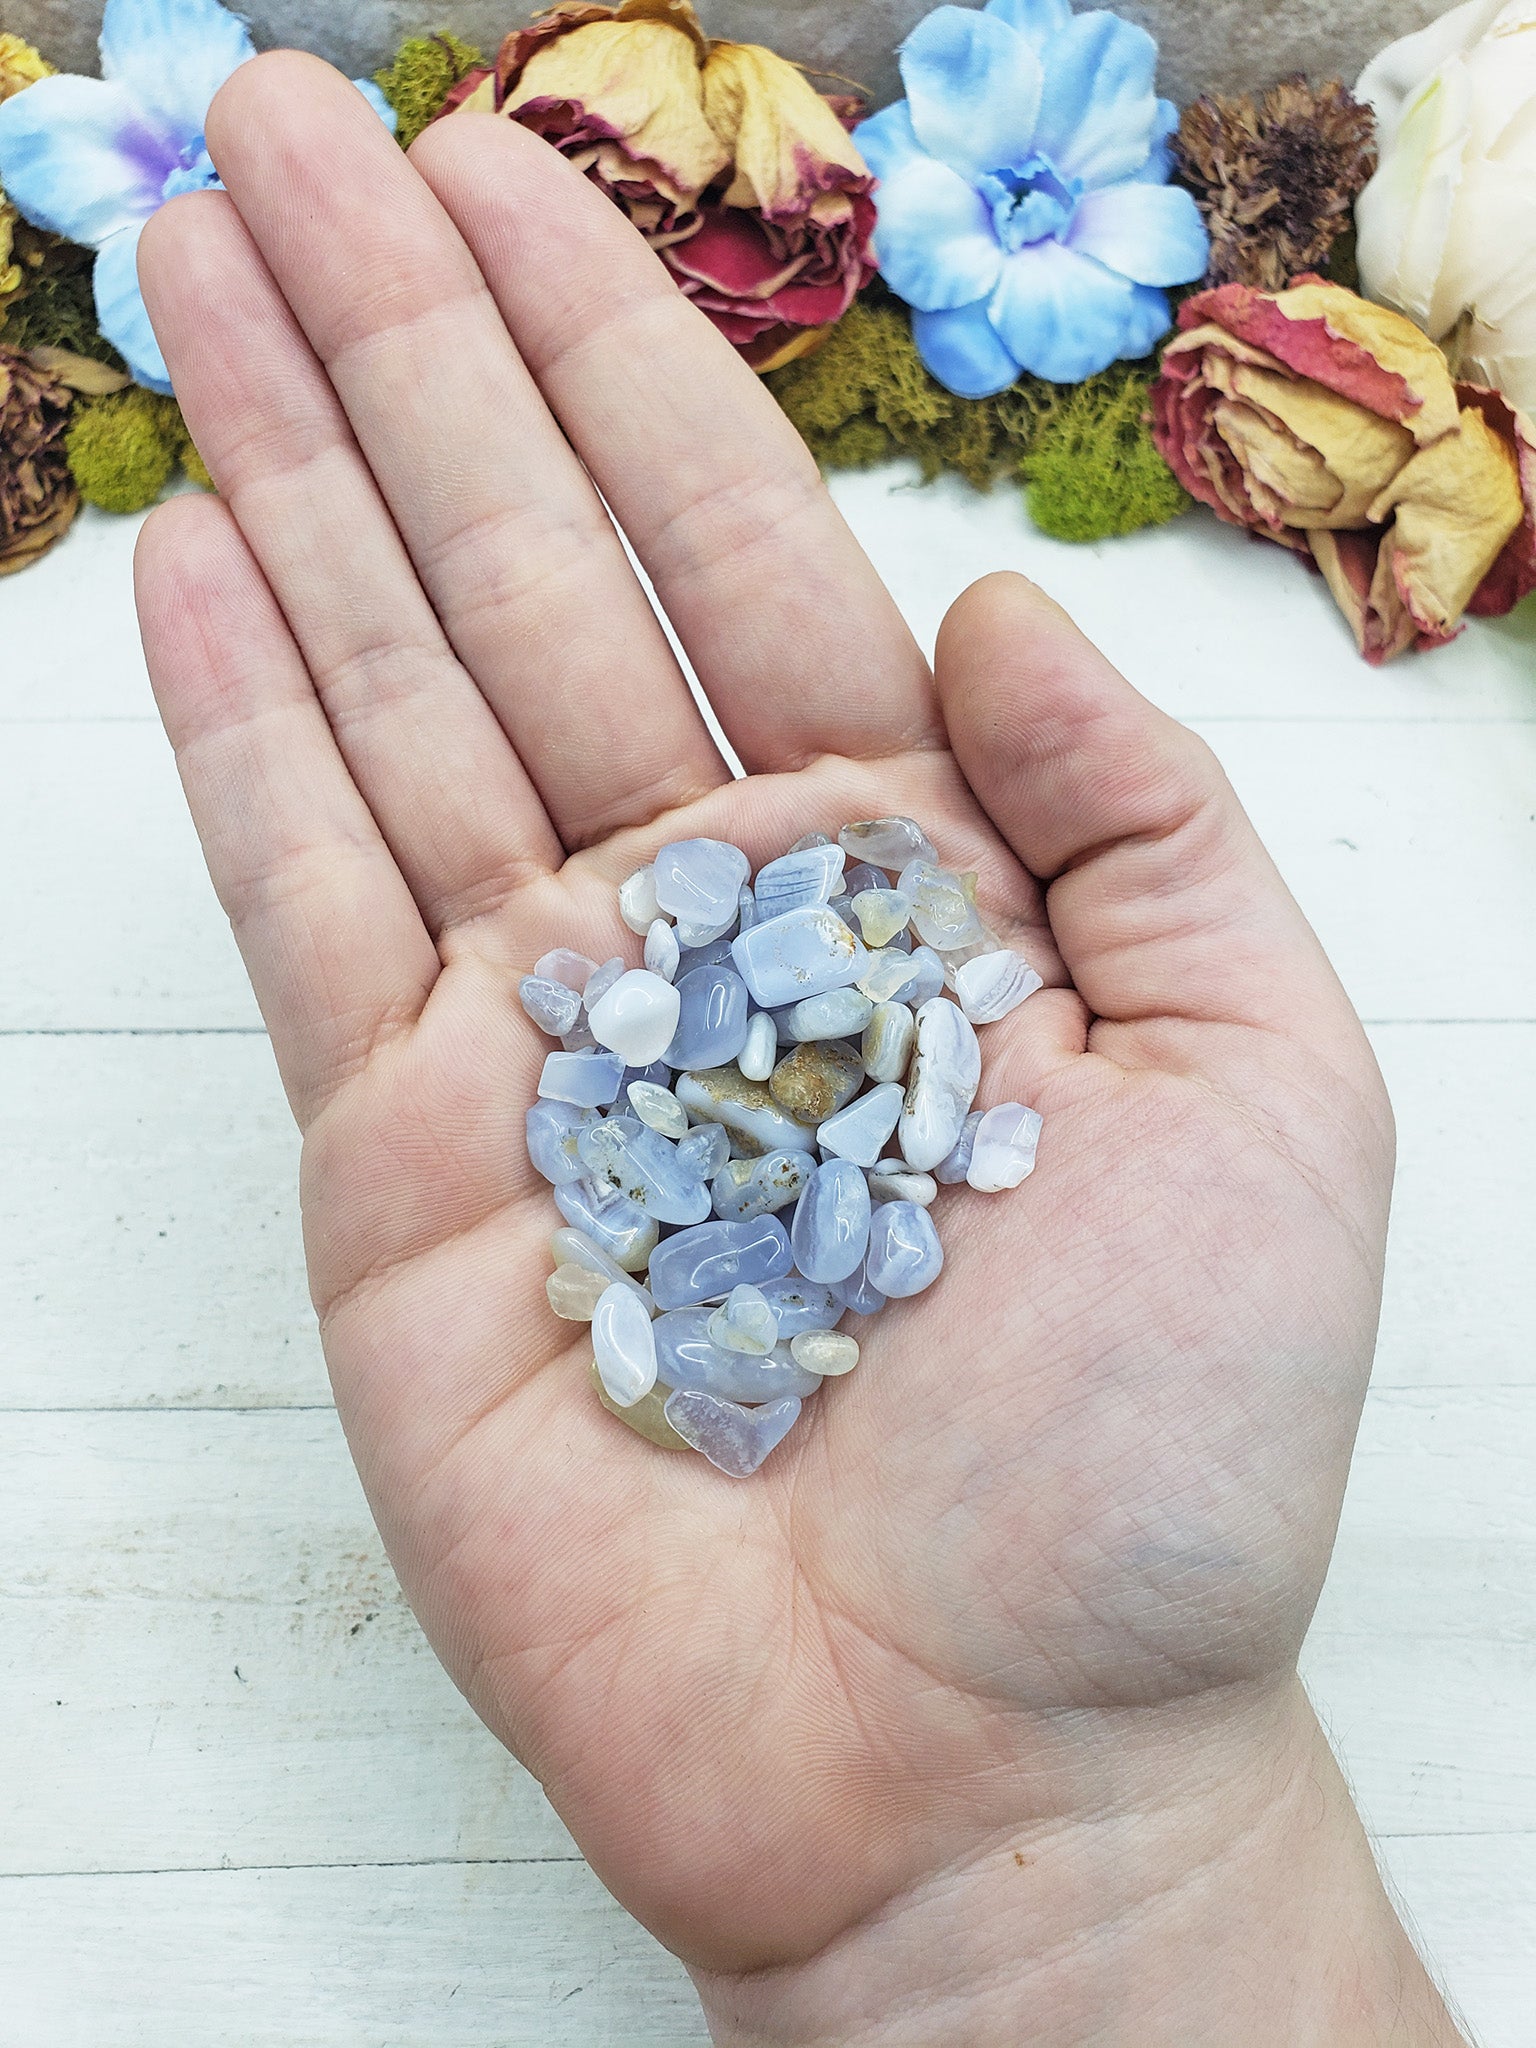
[590,1360,690,1449]
[758,1276,842,1333]
[861,1001,915,1085]
[955,950,1043,1024]
[675,1067,817,1157]
[908,868,985,952]
[663,1389,803,1477]
[582,956,627,1012]
[654,838,750,932]
[850,888,913,948]
[538,1050,626,1108]
[866,1199,944,1297]
[867,1160,938,1206]
[831,1256,887,1317]
[898,998,982,1170]
[644,919,681,983]
[666,963,750,1070]
[561,1016,599,1052]
[731,905,866,1008]
[627,1079,689,1139]
[519,974,582,1036]
[526,1099,601,1185]
[548,1262,653,1320]
[587,969,683,1067]
[753,843,846,918]
[647,1214,794,1309]
[710,1148,816,1220]
[769,1042,864,1123]
[550,1226,654,1298]
[790,1159,872,1284]
[838,817,937,868]
[855,949,920,1003]
[618,864,661,934]
[592,1281,658,1407]
[536,949,596,991]
[676,1121,732,1180]
[790,1330,859,1376]
[580,1118,712,1225]
[818,1082,904,1167]
[783,987,874,1042]
[934,1109,984,1185]
[654,1309,821,1401]
[554,1176,659,1271]
[888,947,946,1006]
[738,1010,778,1082]
[968,1102,1043,1191]
[706,1285,780,1355]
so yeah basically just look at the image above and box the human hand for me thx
[134,56,1464,2046]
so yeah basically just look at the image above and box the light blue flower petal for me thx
[988,240,1137,382]
[899,6,1044,183]
[872,155,1003,312]
[1130,98,1180,183]
[94,222,173,392]
[1121,282,1173,359]
[0,74,164,244]
[1034,11,1160,190]
[852,99,927,184]
[353,77,399,133]
[1068,180,1208,286]
[982,0,1072,52]
[912,301,1022,398]
[99,0,254,144]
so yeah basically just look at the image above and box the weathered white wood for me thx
[0,1861,709,2045]
[0,505,158,724]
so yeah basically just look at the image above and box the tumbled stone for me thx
[790,831,833,852]
[907,869,986,952]
[934,1109,984,1185]
[592,1281,658,1406]
[839,817,937,869]
[587,969,683,1067]
[580,1118,711,1226]
[783,987,874,1043]
[561,1016,599,1052]
[644,919,681,983]
[676,937,735,976]
[861,1001,915,1086]
[655,838,750,933]
[536,949,596,990]
[866,1200,944,1297]
[648,1214,794,1309]
[582,956,627,1012]
[519,974,582,1036]
[753,843,846,919]
[867,1160,938,1207]
[663,1389,803,1477]
[842,863,889,901]
[758,1276,843,1334]
[539,1050,626,1107]
[654,1309,821,1401]
[856,949,928,1004]
[677,1122,732,1181]
[526,1100,601,1185]
[831,1256,887,1317]
[676,1067,817,1157]
[554,1176,659,1271]
[707,1284,780,1355]
[888,947,946,1006]
[791,1159,872,1284]
[769,1042,864,1124]
[955,950,1043,1024]
[817,1082,904,1167]
[627,1079,689,1139]
[666,963,750,1070]
[736,885,758,933]
[710,1148,816,1220]
[548,1263,655,1320]
[967,1102,1043,1191]
[589,1360,690,1450]
[618,865,661,934]
[790,1330,859,1376]
[851,888,913,948]
[738,1010,778,1082]
[731,905,866,1008]
[898,998,982,1170]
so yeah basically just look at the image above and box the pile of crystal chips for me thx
[521,819,1044,1477]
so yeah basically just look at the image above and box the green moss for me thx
[375,31,485,149]
[1021,370,1189,543]
[66,389,177,512]
[0,237,124,366]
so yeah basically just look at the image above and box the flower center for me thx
[161,138,221,202]
[978,153,1081,253]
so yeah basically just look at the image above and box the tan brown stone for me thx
[588,1361,691,1451]
[769,1042,864,1125]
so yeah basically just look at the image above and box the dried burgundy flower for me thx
[0,341,77,574]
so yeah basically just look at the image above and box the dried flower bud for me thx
[0,341,77,574]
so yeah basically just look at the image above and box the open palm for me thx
[134,54,1394,2013]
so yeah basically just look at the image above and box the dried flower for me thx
[1151,274,1536,661]
[0,34,54,311]
[0,342,78,573]
[1175,76,1377,290]
[0,33,54,105]
[468,0,876,371]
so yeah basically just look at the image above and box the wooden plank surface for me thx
[2,486,1532,2043]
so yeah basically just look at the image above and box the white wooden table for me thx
[3,473,1533,2045]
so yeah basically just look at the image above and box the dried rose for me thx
[462,0,876,370]
[1150,274,1536,661]
[0,341,78,573]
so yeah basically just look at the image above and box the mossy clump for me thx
[0,235,124,366]
[769,286,1189,544]
[1021,370,1190,543]
[375,32,485,149]
[65,388,211,513]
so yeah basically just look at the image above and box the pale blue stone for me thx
[711,1148,816,1220]
[706,1285,779,1356]
[677,912,738,948]
[644,920,681,983]
[790,831,834,851]
[731,905,866,1009]
[736,885,758,932]
[666,963,750,1070]
[842,863,890,900]
[817,1082,904,1167]
[759,1276,842,1334]
[654,839,750,931]
[519,974,582,1036]
[831,1256,887,1318]
[623,1060,673,1091]
[663,1389,803,1477]
[538,1050,625,1107]
[677,1122,731,1181]
[582,956,626,1012]
[525,1100,600,1186]
[898,998,982,1170]
[648,1214,793,1310]
[577,1112,639,1171]
[857,950,924,1003]
[580,1118,712,1226]
[784,988,874,1042]
[839,818,937,869]
[790,1159,871,1285]
[535,948,596,990]
[887,947,946,1006]
[554,1176,659,1271]
[738,1011,777,1082]
[561,1017,598,1052]
[935,1110,984,1184]
[592,1283,658,1406]
[753,843,846,919]
[655,1311,820,1402]
[627,1080,689,1138]
[866,1200,944,1298]
[676,937,736,975]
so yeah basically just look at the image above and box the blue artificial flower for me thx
[0,0,396,392]
[854,0,1209,397]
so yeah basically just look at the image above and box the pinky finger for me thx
[135,493,441,1127]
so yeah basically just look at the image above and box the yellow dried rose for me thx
[1152,275,1536,662]
[0,36,53,309]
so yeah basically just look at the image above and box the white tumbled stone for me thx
[645,919,681,983]
[738,1010,778,1082]
[898,998,981,1170]
[592,1282,658,1407]
[967,1102,1043,1191]
[627,1079,690,1139]
[619,865,662,934]
[955,950,1044,1024]
[587,969,682,1067]
[790,1330,859,1376]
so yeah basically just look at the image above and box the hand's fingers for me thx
[934,574,1367,1060]
[138,191,564,947]
[200,54,730,845]
[134,494,440,1126]
[408,107,942,774]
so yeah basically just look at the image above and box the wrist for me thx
[691,1678,1466,2048]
